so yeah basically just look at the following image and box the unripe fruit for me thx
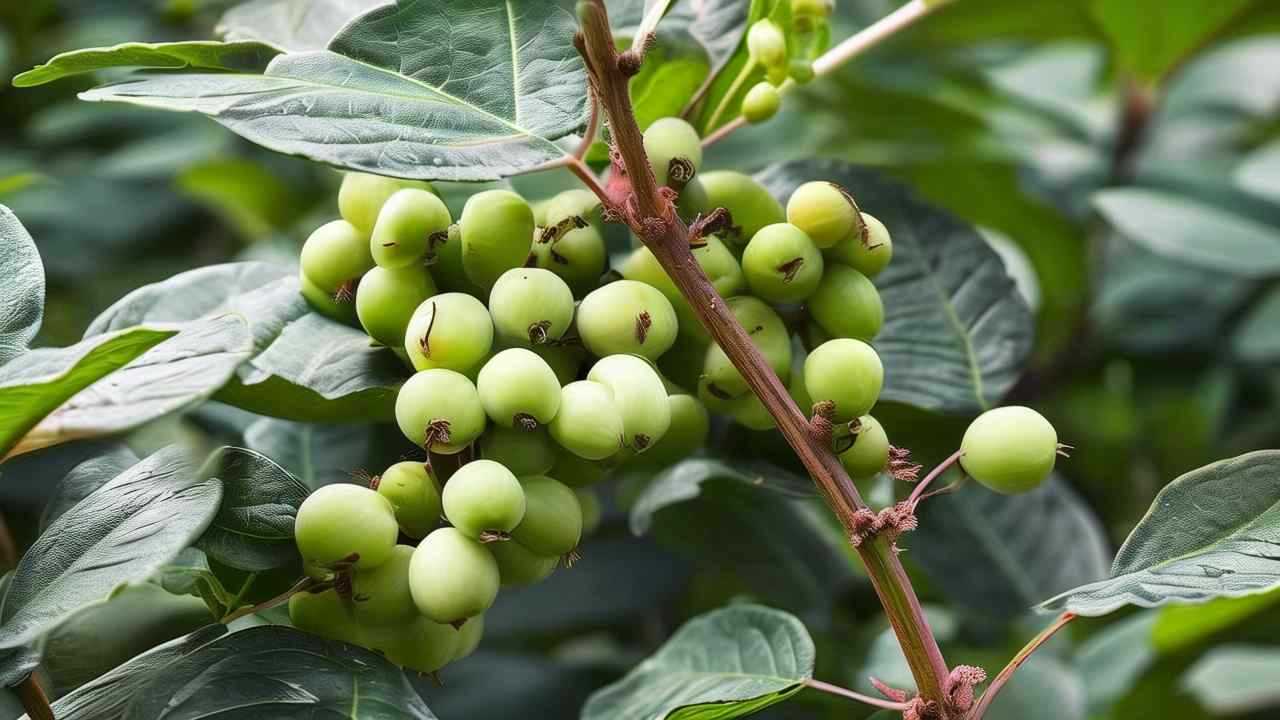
[839,415,890,479]
[442,459,526,539]
[476,348,562,430]
[489,539,558,586]
[365,617,459,674]
[960,406,1058,494]
[376,461,442,539]
[792,0,834,19]
[702,297,791,398]
[587,354,672,453]
[460,190,535,289]
[453,615,484,661]
[295,484,398,570]
[550,449,608,487]
[426,223,484,295]
[395,369,486,453]
[479,426,557,476]
[530,224,608,297]
[370,188,451,269]
[638,394,710,466]
[338,172,433,233]
[742,223,825,302]
[300,272,356,324]
[489,268,575,346]
[543,188,603,228]
[616,236,743,344]
[356,265,437,347]
[351,544,417,625]
[531,341,586,386]
[804,338,884,421]
[575,487,602,535]
[747,20,788,70]
[288,589,362,645]
[300,219,373,300]
[699,171,786,245]
[512,475,583,556]
[730,391,775,431]
[742,82,781,124]
[577,280,679,360]
[829,211,893,278]
[549,381,624,460]
[789,59,815,84]
[809,264,884,341]
[403,293,494,372]
[643,117,703,188]
[409,527,501,623]
[677,176,710,223]
[787,181,858,249]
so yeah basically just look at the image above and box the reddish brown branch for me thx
[14,675,53,720]
[966,613,1076,719]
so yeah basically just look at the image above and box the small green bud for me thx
[742,82,781,124]
[789,59,815,84]
[747,20,788,70]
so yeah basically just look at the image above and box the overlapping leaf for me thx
[0,205,44,366]
[12,41,279,87]
[196,447,309,572]
[217,0,388,52]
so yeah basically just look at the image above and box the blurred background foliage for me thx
[3,0,1280,718]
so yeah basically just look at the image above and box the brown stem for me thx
[966,612,1076,719]
[805,678,911,711]
[14,675,53,720]
[576,0,952,710]
[907,449,964,509]
[0,513,17,571]
[574,95,601,160]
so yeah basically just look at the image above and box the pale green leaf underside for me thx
[217,0,387,52]
[0,204,45,366]
[582,605,814,720]
[12,41,280,87]
[1040,451,1280,616]
[1237,141,1280,202]
[1181,645,1280,714]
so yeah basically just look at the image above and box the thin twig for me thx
[14,675,53,720]
[907,449,964,509]
[564,155,610,202]
[805,678,912,712]
[966,612,1077,719]
[220,576,318,625]
[0,513,17,571]
[574,94,601,160]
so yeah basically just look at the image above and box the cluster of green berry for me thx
[738,0,836,124]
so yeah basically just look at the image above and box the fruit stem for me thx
[220,576,318,625]
[804,678,911,711]
[907,448,964,509]
[14,674,53,720]
[575,1,953,712]
[965,612,1077,719]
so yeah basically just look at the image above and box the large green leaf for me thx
[217,0,387,52]
[757,160,1035,413]
[84,0,588,181]
[13,41,280,87]
[1074,613,1158,715]
[40,444,139,529]
[1181,646,1280,714]
[1040,451,1280,616]
[0,205,44,365]
[196,447,308,572]
[0,328,175,459]
[1237,140,1280,202]
[1088,0,1258,83]
[1233,284,1280,363]
[912,476,1110,618]
[0,446,222,650]
[243,417,382,490]
[582,604,814,720]
[122,625,436,719]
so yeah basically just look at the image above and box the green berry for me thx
[808,265,884,341]
[409,527,500,623]
[742,223,825,303]
[511,475,582,556]
[789,59,816,84]
[300,272,356,324]
[356,265,437,347]
[838,415,890,479]
[698,171,786,246]
[460,190,535,289]
[549,380,624,460]
[442,459,527,539]
[530,224,608,297]
[804,338,883,421]
[531,341,586,386]
[828,211,893,278]
[638,394,710,466]
[489,539,558,586]
[338,172,433,233]
[549,449,608,487]
[351,544,417,625]
[295,484,398,570]
[395,369,487,453]
[575,487,602,535]
[370,188,451,269]
[376,461,442,539]
[365,617,459,674]
[300,219,373,300]
[403,292,494,372]
[587,354,672,453]
[479,426,557,476]
[426,223,485,295]
[787,181,858,249]
[476,348,562,430]
[792,0,834,19]
[577,280,679,360]
[960,406,1058,494]
[643,117,703,188]
[543,188,603,228]
[702,296,791,398]
[616,235,744,343]
[729,391,775,431]
[747,20,788,69]
[742,82,781,124]
[453,615,484,661]
[489,268,575,346]
[288,589,362,645]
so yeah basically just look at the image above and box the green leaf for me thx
[1152,587,1280,654]
[1237,141,1280,202]
[984,655,1086,720]
[1182,646,1280,714]
[757,160,1035,413]
[693,0,791,134]
[1088,0,1257,83]
[41,444,139,529]
[1074,613,1157,715]
[1040,450,1280,616]
[1093,188,1280,277]
[855,606,958,695]
[0,205,45,365]
[630,459,813,534]
[123,625,436,719]
[196,447,308,572]
[243,418,380,490]
[217,0,385,52]
[0,328,177,459]
[0,446,222,650]
[1233,284,1280,363]
[0,575,38,688]
[84,0,589,182]
[12,41,280,87]
[582,604,814,720]
[913,476,1110,618]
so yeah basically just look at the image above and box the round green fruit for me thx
[702,296,791,398]
[804,338,884,422]
[479,425,557,476]
[747,19,788,69]
[787,181,859,249]
[742,223,825,303]
[476,348,562,430]
[511,475,583,556]
[376,461,442,539]
[351,544,417,625]
[366,617,459,674]
[394,369,487,453]
[643,117,703,188]
[676,176,710,223]
[289,589,362,645]
[300,272,357,324]
[838,415,890,479]
[575,487,602,535]
[453,615,484,661]
[543,188,603,228]
[300,219,373,298]
[549,380,624,460]
[489,539,558,586]
[959,406,1058,494]
[460,190,535,289]
[489,268,575,346]
[338,172,433,233]
[409,527,501,623]
[295,483,398,570]
[370,188,451,269]
[577,280,679,360]
[808,264,884,341]
[549,449,608,488]
[828,211,893,278]
[403,292,494,372]
[742,82,781,124]
[587,354,672,453]
[530,341,586,386]
[530,224,608,298]
[442,459,527,539]
[425,223,484,295]
[698,171,785,246]
[356,265,437,348]
[638,394,710,466]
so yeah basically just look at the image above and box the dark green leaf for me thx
[582,604,814,720]
[217,0,385,52]
[12,41,280,87]
[417,652,601,720]
[243,418,379,490]
[1041,451,1280,616]
[41,444,139,529]
[1181,645,1280,714]
[1074,613,1157,715]
[757,160,1035,413]
[1088,0,1257,82]
[123,625,436,719]
[630,458,813,534]
[196,447,307,572]
[0,205,45,365]
[85,1,589,181]
[0,447,222,650]
[0,574,38,689]
[1233,283,1280,363]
